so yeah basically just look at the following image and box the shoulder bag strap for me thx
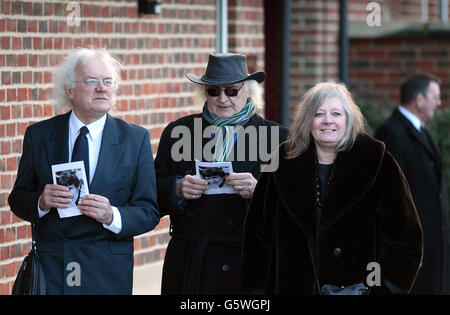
[31,222,38,251]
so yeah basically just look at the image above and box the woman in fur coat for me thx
[242,82,423,295]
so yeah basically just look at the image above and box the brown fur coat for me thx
[242,133,423,294]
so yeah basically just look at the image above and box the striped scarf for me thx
[202,98,255,162]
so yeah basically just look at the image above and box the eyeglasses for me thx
[74,78,116,88]
[206,85,243,97]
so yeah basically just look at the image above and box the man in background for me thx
[375,73,449,294]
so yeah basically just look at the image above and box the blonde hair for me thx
[52,48,123,109]
[286,82,366,159]
[192,79,264,111]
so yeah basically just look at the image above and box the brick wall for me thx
[289,0,340,115]
[229,0,264,64]
[345,0,450,108]
[348,0,449,23]
[349,36,450,109]
[0,0,265,294]
[288,0,450,114]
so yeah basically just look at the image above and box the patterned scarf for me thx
[202,98,255,161]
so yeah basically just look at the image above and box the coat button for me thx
[222,264,230,272]
[333,248,342,257]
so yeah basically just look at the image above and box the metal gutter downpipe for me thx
[339,0,348,86]
[216,0,228,53]
[440,0,448,23]
[280,0,291,126]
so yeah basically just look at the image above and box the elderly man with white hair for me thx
[9,48,159,294]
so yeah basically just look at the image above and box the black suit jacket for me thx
[9,111,160,294]
[375,108,449,294]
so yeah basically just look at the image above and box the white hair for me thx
[192,79,265,111]
[52,48,123,109]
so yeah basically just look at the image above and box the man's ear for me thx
[415,93,425,109]
[65,86,74,100]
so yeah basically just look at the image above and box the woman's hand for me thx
[226,172,257,199]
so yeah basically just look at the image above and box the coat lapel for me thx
[273,135,385,240]
[393,109,440,165]
[422,127,442,172]
[89,114,126,194]
[46,111,70,167]
[319,135,385,234]
[273,142,317,240]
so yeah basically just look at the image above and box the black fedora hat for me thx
[186,53,266,85]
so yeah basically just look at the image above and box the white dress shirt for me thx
[398,105,423,131]
[38,111,122,234]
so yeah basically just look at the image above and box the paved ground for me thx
[132,261,163,295]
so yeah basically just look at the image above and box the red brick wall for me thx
[349,36,450,109]
[289,0,340,115]
[348,0,449,23]
[288,0,450,114]
[229,0,265,65]
[0,0,264,294]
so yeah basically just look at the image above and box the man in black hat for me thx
[155,53,289,294]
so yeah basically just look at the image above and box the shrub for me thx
[357,101,395,136]
[428,107,450,204]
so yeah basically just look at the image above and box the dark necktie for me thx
[72,126,90,185]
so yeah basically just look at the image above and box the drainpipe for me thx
[422,0,429,22]
[339,0,348,86]
[216,0,228,53]
[280,0,291,126]
[440,0,448,23]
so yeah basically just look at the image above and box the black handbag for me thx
[12,223,46,295]
[307,239,369,295]
[320,283,369,295]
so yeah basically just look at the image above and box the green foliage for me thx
[428,108,450,200]
[357,101,395,136]
[358,101,450,211]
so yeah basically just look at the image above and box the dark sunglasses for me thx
[206,85,243,97]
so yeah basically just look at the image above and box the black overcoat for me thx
[155,113,288,294]
[242,134,423,294]
[376,108,449,294]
